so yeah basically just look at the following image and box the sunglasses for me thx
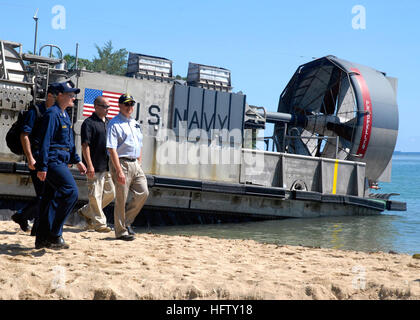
[64,93,76,98]
[123,101,135,107]
[97,104,110,109]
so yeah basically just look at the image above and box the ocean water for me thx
[139,154,420,255]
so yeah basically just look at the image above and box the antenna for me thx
[33,8,39,55]
[75,43,79,70]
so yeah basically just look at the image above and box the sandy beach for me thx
[0,220,419,300]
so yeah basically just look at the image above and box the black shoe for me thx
[35,238,51,249]
[11,213,28,232]
[48,236,70,249]
[127,226,135,235]
[116,234,135,241]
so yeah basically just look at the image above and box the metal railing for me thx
[260,124,341,159]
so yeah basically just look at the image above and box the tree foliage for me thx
[175,75,187,81]
[91,41,128,75]
[63,41,128,76]
[63,54,93,71]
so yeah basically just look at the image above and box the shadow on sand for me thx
[0,243,47,257]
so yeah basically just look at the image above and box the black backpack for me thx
[6,105,41,155]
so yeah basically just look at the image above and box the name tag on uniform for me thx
[62,125,67,129]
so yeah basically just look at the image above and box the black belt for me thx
[119,157,137,162]
[51,147,70,152]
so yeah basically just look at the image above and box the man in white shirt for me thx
[106,94,149,241]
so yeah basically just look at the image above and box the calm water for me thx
[139,154,420,254]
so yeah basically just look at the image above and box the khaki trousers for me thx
[79,171,115,228]
[110,159,149,238]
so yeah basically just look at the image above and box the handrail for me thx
[0,41,9,80]
[39,44,63,60]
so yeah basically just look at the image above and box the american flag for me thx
[83,88,122,119]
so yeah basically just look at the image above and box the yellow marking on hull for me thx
[332,159,339,194]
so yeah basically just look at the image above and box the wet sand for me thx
[0,221,419,300]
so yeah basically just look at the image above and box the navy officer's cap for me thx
[47,83,60,95]
[53,80,80,94]
[118,93,135,104]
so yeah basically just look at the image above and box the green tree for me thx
[175,75,187,81]
[63,54,94,71]
[91,41,128,75]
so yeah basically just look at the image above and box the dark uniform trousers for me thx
[14,154,44,233]
[16,169,44,224]
[26,169,45,230]
[37,163,78,239]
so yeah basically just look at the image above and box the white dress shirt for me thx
[106,113,143,159]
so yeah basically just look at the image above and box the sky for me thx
[1,0,419,151]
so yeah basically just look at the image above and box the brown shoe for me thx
[116,234,135,241]
[95,225,112,233]
[77,209,93,225]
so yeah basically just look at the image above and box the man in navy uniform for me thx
[35,80,87,249]
[11,83,58,235]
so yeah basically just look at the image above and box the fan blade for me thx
[301,129,319,156]
[326,121,353,141]
[336,76,356,123]
[287,128,311,156]
[322,69,341,115]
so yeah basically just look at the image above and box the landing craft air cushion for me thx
[0,39,406,223]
